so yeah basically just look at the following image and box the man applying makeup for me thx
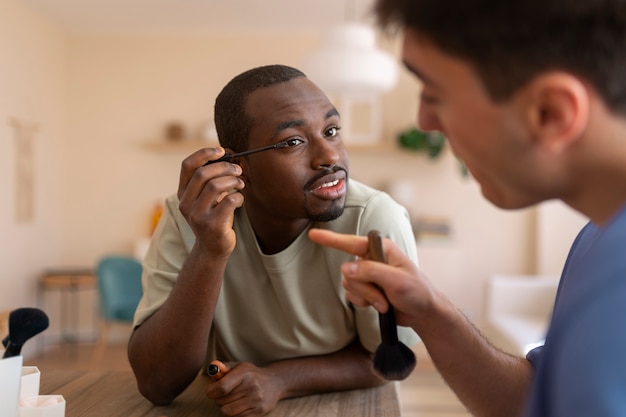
[128,64,419,416]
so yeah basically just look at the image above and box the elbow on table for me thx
[128,354,199,405]
[136,380,177,406]
[130,361,200,405]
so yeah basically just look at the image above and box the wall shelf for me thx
[345,141,398,152]
[144,139,218,152]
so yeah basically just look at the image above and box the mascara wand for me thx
[202,141,290,166]
[368,230,416,380]
[2,307,49,359]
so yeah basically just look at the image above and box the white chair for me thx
[483,274,559,355]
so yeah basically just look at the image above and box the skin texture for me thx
[309,26,626,417]
[127,76,385,416]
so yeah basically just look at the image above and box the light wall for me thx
[0,0,66,310]
[2,0,588,346]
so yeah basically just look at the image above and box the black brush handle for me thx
[378,303,400,346]
[368,230,400,346]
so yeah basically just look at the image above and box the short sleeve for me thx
[133,195,194,327]
[550,286,626,416]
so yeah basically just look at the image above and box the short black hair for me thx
[214,65,306,152]
[375,0,626,115]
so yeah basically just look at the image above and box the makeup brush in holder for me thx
[2,308,49,359]
[368,230,417,380]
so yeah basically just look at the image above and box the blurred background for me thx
[1,0,587,358]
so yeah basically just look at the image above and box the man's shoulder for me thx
[327,179,413,240]
[345,179,395,208]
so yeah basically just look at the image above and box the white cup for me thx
[0,355,23,417]
[19,395,66,417]
[21,366,41,399]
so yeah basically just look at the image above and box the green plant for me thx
[397,127,469,177]
[397,127,446,159]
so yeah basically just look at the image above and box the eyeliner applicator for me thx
[203,141,290,166]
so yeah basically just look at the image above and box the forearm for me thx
[267,339,385,400]
[128,246,226,404]
[416,292,532,417]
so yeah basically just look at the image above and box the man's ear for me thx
[525,72,590,154]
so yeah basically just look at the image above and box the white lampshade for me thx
[302,22,398,97]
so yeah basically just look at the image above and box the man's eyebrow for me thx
[273,107,340,136]
[403,59,436,87]
[274,119,304,135]
[325,107,340,119]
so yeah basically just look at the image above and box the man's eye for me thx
[285,137,304,147]
[325,126,341,137]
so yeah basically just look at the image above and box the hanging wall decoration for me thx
[9,118,39,223]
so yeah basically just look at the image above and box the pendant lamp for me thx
[302,22,398,97]
[302,21,397,144]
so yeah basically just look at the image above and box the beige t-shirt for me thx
[134,180,420,364]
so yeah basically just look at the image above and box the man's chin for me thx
[308,206,345,223]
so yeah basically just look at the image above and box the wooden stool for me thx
[37,268,96,356]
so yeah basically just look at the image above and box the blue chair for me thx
[91,255,143,364]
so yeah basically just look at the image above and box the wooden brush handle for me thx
[368,230,400,346]
[367,230,386,264]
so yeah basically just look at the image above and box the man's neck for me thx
[245,208,311,255]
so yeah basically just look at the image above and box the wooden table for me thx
[40,370,401,417]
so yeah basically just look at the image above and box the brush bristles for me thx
[8,307,49,344]
[373,341,417,381]
[3,307,49,358]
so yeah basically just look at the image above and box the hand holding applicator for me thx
[368,230,417,380]
[2,307,49,359]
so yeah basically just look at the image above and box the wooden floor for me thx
[28,341,470,417]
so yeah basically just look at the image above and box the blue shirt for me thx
[524,205,626,416]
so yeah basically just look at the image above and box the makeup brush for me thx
[368,230,417,380]
[2,307,49,359]
[203,140,291,166]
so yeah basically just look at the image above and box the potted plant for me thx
[397,127,468,176]
[397,127,446,159]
